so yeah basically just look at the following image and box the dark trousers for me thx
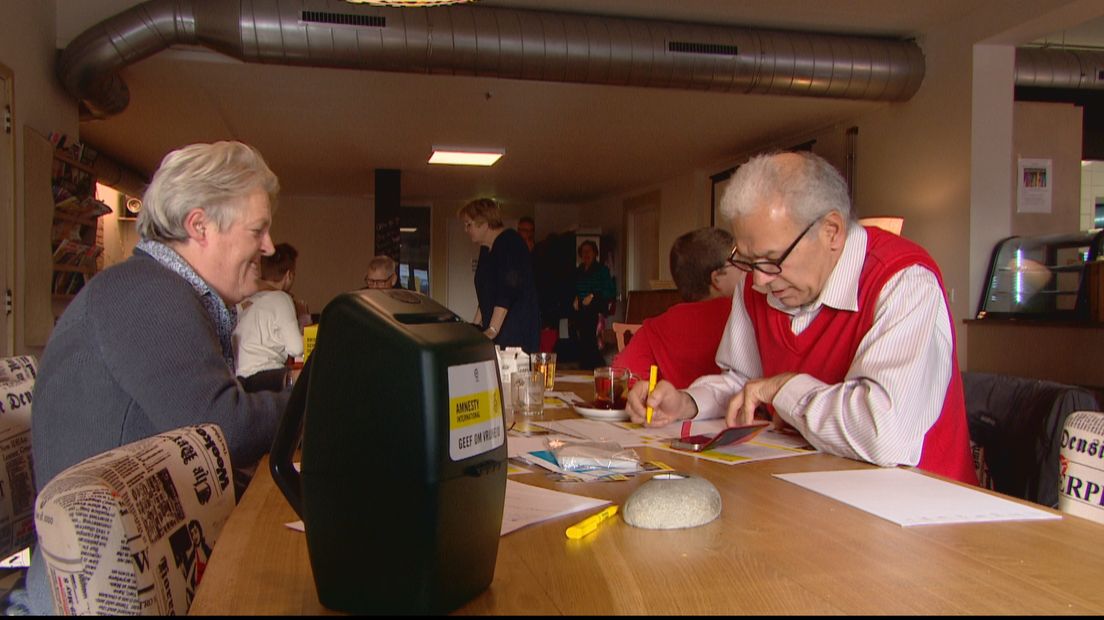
[571,305,605,370]
[239,367,288,393]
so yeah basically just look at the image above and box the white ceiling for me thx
[56,0,1104,204]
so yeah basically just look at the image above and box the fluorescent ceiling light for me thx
[345,1,474,6]
[400,227,418,233]
[429,146,505,166]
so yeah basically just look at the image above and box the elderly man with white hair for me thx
[628,150,975,485]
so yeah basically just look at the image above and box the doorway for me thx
[0,66,13,355]
[399,206,431,294]
[624,191,660,291]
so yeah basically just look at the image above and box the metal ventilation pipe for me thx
[1015,47,1104,89]
[58,0,927,120]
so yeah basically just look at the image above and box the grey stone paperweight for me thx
[622,473,722,530]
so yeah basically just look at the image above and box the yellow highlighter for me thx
[645,365,658,424]
[565,505,619,540]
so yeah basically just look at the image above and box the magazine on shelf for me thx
[52,240,102,269]
[55,196,111,221]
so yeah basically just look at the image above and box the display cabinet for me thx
[975,229,1104,322]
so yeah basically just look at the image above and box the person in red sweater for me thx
[626,151,976,484]
[613,227,742,388]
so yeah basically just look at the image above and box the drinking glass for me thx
[512,371,545,416]
[593,366,631,410]
[531,352,557,390]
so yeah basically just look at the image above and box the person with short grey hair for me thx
[16,141,289,615]
[628,150,976,485]
[138,140,280,243]
[363,255,398,289]
[720,149,852,228]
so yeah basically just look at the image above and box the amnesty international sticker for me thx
[447,360,504,461]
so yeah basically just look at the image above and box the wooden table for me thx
[190,376,1104,615]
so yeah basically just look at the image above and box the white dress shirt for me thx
[684,225,954,467]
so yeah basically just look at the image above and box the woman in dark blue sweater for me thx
[458,198,540,353]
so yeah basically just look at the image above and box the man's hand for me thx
[724,372,796,427]
[627,379,696,427]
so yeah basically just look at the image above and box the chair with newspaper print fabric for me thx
[34,424,236,615]
[0,356,38,597]
[1057,410,1104,525]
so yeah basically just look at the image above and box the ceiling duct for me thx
[58,0,927,120]
[1015,47,1104,90]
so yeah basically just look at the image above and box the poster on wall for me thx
[1017,158,1052,214]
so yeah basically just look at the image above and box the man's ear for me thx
[709,268,724,291]
[820,211,847,251]
[183,208,211,244]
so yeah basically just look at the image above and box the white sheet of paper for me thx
[774,468,1061,527]
[535,419,645,446]
[500,480,609,535]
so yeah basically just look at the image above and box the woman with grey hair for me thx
[16,141,289,615]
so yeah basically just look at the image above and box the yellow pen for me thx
[645,364,658,424]
[565,505,618,540]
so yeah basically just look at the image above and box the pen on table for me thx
[645,364,658,424]
[565,505,619,540]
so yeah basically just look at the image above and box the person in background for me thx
[293,294,311,329]
[571,239,616,370]
[18,141,289,615]
[459,198,540,353]
[517,215,536,252]
[233,242,304,392]
[627,151,976,484]
[613,227,742,389]
[363,254,399,289]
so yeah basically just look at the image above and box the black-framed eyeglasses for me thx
[726,217,821,275]
[363,276,395,289]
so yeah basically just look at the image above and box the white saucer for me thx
[573,403,630,421]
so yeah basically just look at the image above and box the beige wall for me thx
[268,194,375,316]
[1011,101,1084,236]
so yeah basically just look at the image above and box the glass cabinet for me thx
[976,229,1104,321]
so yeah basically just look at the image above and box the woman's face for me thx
[579,244,596,267]
[199,188,275,305]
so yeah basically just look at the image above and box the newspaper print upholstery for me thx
[0,356,36,559]
[35,424,235,615]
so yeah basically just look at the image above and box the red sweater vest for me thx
[745,226,977,484]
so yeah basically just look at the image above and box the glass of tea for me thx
[593,366,631,410]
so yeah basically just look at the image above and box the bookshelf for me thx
[49,141,110,301]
